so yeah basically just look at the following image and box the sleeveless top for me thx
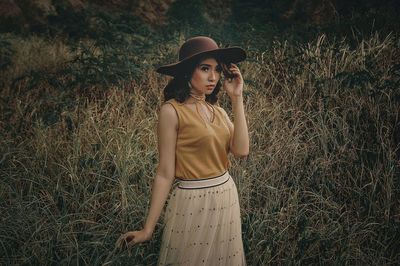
[163,98,231,180]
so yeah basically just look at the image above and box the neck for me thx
[189,93,206,101]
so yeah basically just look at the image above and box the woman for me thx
[117,36,249,265]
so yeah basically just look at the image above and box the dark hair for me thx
[163,56,222,105]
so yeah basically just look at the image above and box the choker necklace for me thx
[189,93,206,101]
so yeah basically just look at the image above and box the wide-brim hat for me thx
[156,36,246,77]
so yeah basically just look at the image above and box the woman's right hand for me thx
[116,229,152,250]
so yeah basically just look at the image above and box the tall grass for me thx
[236,33,400,264]
[1,32,399,265]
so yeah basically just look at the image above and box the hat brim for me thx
[156,47,246,77]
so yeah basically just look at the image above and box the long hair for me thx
[163,56,222,105]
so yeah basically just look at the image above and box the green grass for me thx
[0,26,399,265]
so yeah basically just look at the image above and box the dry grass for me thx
[0,32,399,265]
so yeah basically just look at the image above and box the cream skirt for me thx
[157,171,246,265]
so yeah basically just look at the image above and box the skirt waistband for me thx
[176,171,230,189]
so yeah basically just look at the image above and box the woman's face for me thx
[189,57,221,96]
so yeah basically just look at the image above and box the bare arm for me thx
[230,96,249,157]
[117,103,178,248]
[220,102,249,158]
[222,63,249,157]
[142,103,178,234]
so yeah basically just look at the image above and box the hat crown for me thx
[178,36,219,61]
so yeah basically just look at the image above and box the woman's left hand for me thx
[223,63,244,99]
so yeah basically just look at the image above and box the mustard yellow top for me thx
[163,98,231,180]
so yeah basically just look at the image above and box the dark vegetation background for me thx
[1,0,399,265]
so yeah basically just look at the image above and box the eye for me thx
[199,65,221,74]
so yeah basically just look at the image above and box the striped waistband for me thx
[176,171,230,189]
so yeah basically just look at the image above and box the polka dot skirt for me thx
[157,173,246,265]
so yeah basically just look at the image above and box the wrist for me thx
[143,226,154,236]
[230,95,243,103]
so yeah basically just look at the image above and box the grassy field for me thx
[1,16,399,265]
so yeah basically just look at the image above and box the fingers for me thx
[228,64,241,75]
[228,63,240,70]
[116,232,136,250]
[228,69,242,81]
[127,238,137,248]
[221,62,231,73]
[116,236,127,250]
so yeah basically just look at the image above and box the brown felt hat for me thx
[156,36,246,77]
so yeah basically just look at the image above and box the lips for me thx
[206,84,215,88]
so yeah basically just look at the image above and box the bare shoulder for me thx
[159,102,178,128]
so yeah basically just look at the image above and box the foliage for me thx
[0,2,400,265]
[1,29,400,264]
[0,37,13,72]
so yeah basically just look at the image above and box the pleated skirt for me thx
[157,171,246,266]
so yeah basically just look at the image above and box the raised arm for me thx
[222,63,249,158]
[117,103,178,248]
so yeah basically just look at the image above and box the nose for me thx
[209,70,218,81]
